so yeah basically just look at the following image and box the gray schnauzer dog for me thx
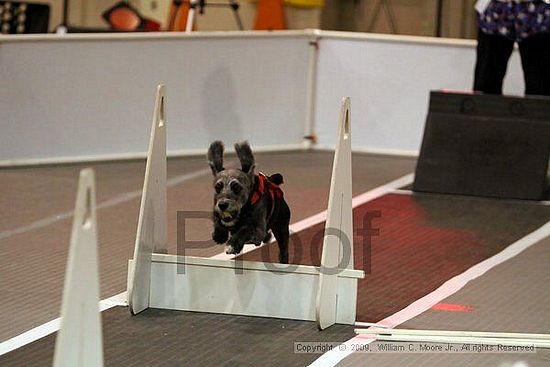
[207,141,290,263]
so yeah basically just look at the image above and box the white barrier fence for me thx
[313,32,524,155]
[0,30,524,166]
[0,32,312,165]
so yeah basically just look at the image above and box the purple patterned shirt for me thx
[477,0,550,42]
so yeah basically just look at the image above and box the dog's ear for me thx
[207,141,225,175]
[234,141,255,174]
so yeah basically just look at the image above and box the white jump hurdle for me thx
[127,86,364,328]
[53,169,103,367]
[128,85,168,315]
[316,97,353,330]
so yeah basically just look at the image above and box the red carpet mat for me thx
[240,193,550,321]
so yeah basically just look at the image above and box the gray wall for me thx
[0,33,310,165]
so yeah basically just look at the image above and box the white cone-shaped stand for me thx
[128,85,168,315]
[316,97,353,330]
[53,168,103,367]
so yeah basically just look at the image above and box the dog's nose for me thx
[218,201,229,211]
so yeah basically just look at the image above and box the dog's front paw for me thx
[262,231,272,244]
[226,240,244,255]
[212,229,229,244]
[225,245,238,255]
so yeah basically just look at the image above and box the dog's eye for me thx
[230,182,242,194]
[214,182,223,193]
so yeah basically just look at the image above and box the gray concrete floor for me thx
[1,151,549,367]
[0,151,416,342]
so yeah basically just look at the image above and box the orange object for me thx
[109,7,141,31]
[254,0,286,30]
[167,1,196,31]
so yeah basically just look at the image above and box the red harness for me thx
[249,173,284,216]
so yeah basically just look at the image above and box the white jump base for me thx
[129,254,362,323]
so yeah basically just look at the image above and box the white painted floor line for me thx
[0,168,211,241]
[211,173,415,260]
[0,292,127,356]
[354,321,390,328]
[392,189,414,196]
[308,220,550,367]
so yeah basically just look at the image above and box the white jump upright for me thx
[127,88,363,325]
[128,85,168,315]
[316,97,354,330]
[53,168,103,367]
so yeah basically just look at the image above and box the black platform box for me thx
[413,91,550,200]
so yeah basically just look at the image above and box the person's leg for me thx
[473,29,515,94]
[518,33,550,96]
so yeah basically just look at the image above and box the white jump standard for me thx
[53,169,104,367]
[316,97,353,330]
[127,86,364,328]
[128,85,168,315]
